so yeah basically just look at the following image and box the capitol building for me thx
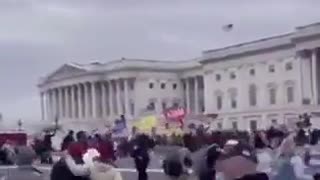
[38,22,320,131]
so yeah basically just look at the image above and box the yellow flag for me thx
[133,115,158,131]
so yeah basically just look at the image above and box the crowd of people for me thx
[1,115,320,180]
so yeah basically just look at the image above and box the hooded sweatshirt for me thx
[89,161,122,180]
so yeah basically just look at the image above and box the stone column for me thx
[312,49,318,104]
[46,91,51,121]
[84,83,90,118]
[101,82,107,118]
[185,78,190,113]
[91,82,97,118]
[64,87,70,118]
[124,79,130,117]
[77,84,83,119]
[194,76,199,114]
[58,87,63,119]
[40,92,45,120]
[52,89,57,119]
[116,80,122,116]
[108,81,114,117]
[299,50,313,104]
[71,85,76,119]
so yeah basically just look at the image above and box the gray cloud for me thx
[0,0,319,121]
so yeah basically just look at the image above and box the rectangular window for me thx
[161,83,166,89]
[230,72,236,79]
[217,96,222,110]
[268,65,275,73]
[232,121,238,130]
[231,98,237,109]
[149,83,154,89]
[250,120,257,131]
[216,74,221,81]
[172,83,177,90]
[287,86,294,103]
[271,119,277,124]
[162,102,167,110]
[250,69,255,76]
[147,102,155,111]
[249,85,257,106]
[285,62,293,71]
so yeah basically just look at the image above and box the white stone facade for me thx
[38,22,320,130]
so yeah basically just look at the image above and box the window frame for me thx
[287,86,295,103]
[230,72,236,79]
[249,84,257,107]
[149,82,154,89]
[160,83,166,89]
[217,95,223,110]
[269,88,277,105]
[249,68,255,76]
[215,74,221,81]
[268,65,275,73]
[172,83,177,90]
[285,62,293,71]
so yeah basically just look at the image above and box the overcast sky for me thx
[0,0,319,122]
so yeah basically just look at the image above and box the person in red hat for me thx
[51,131,90,180]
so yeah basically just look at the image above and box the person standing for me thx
[51,131,90,180]
[131,134,151,180]
[61,130,75,151]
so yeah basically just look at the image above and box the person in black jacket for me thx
[131,134,152,180]
[61,130,75,151]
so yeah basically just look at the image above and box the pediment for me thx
[46,64,87,82]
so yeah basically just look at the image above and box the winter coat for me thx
[131,146,150,172]
[89,161,122,180]
[96,140,115,162]
[61,134,75,151]
[51,158,90,180]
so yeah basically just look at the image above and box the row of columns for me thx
[311,48,319,104]
[183,76,203,114]
[40,79,134,121]
[300,48,319,105]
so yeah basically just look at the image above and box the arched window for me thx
[217,96,223,110]
[228,88,237,109]
[285,80,295,103]
[249,84,257,106]
[287,87,294,103]
[269,88,276,105]
[267,83,277,105]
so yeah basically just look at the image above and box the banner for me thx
[163,107,186,121]
[133,115,158,132]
